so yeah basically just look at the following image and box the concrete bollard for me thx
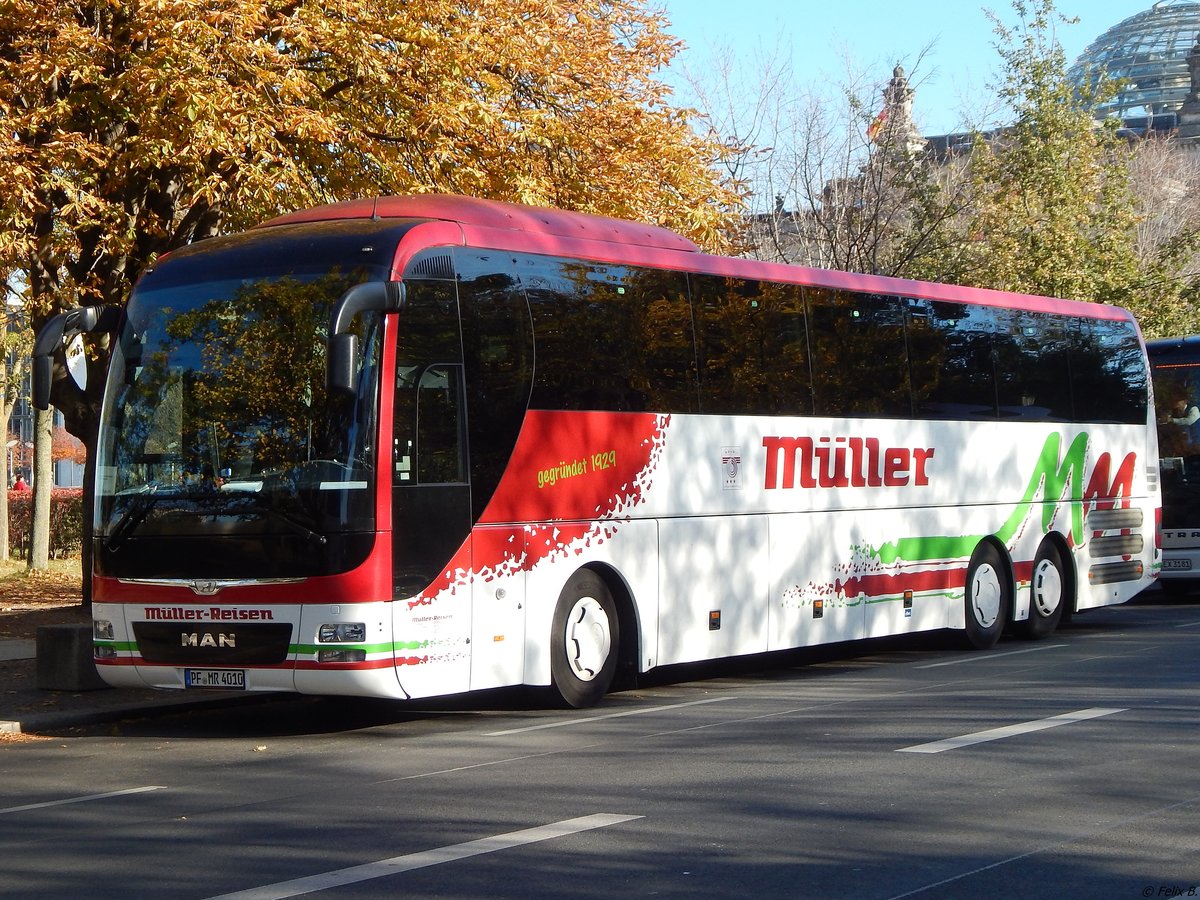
[36,623,109,691]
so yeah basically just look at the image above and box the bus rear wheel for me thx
[551,569,619,708]
[962,543,1010,650]
[1018,541,1068,639]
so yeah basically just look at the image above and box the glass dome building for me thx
[1069,1,1200,127]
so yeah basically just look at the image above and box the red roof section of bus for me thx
[256,193,701,254]
[257,193,1134,322]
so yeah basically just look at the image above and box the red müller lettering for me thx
[762,435,933,490]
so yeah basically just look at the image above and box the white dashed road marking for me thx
[207,813,644,900]
[897,707,1126,753]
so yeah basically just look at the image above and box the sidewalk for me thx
[0,637,261,735]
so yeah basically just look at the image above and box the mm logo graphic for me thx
[181,632,236,648]
[870,432,1136,566]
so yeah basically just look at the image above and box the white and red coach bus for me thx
[34,195,1160,706]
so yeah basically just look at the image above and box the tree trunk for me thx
[28,405,53,571]
[0,409,9,562]
[0,356,10,562]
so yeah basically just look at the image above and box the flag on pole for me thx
[867,108,889,142]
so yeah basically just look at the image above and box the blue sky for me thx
[655,1,1157,134]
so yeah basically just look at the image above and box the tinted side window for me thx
[807,289,910,417]
[523,256,695,413]
[632,267,697,413]
[456,251,534,516]
[992,309,1074,421]
[908,300,997,420]
[393,280,465,485]
[1072,318,1148,425]
[693,275,811,416]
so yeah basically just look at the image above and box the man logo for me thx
[181,633,236,648]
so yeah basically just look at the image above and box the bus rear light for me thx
[318,648,367,663]
[319,623,365,643]
[94,619,114,640]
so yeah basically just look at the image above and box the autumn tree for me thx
[1,0,740,430]
[0,0,739,592]
[52,426,86,467]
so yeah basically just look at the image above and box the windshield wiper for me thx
[256,506,328,545]
[105,490,163,553]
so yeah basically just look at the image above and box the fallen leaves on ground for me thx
[0,731,51,744]
[0,567,86,640]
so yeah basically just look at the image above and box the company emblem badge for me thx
[722,446,743,490]
[190,581,221,596]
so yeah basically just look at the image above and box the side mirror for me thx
[327,333,359,395]
[327,281,404,393]
[32,353,55,412]
[32,304,123,410]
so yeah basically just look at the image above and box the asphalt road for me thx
[1,591,1197,899]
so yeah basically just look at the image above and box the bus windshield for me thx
[94,267,381,579]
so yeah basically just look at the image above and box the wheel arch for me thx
[1035,530,1078,620]
[581,561,642,690]
[957,535,1017,650]
[979,534,1017,623]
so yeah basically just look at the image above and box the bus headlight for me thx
[319,622,365,642]
[94,645,117,660]
[94,619,114,640]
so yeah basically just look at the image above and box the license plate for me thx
[184,668,246,689]
[1163,559,1193,571]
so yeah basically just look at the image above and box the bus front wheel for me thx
[551,569,619,708]
[962,543,1010,650]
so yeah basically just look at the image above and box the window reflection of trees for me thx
[161,272,374,478]
[693,276,811,416]
[1073,319,1149,424]
[473,251,1147,427]
[992,310,1074,420]
[456,259,533,517]
[525,258,696,413]
[807,289,910,418]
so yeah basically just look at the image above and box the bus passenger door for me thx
[393,363,472,594]
[392,361,474,697]
[390,280,475,698]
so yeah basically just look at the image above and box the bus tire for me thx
[1018,541,1069,639]
[551,569,619,708]
[962,542,1010,650]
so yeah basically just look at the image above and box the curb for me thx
[0,691,284,734]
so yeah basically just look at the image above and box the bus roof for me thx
[257,194,1135,323]
[256,194,700,254]
[1148,335,1200,351]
